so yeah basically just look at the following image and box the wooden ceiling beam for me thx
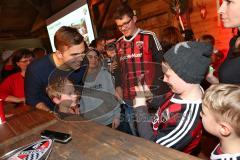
[0,30,33,40]
[25,0,52,18]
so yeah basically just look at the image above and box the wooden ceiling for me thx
[0,0,76,41]
[0,0,166,42]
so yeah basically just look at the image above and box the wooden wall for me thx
[190,0,232,56]
[99,0,232,55]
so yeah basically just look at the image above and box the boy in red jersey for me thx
[133,41,212,154]
[113,3,168,105]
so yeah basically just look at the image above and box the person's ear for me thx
[53,97,61,105]
[133,16,137,23]
[55,50,63,59]
[219,121,232,137]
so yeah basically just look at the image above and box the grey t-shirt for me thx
[80,66,120,125]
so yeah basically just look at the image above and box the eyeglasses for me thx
[117,18,132,30]
[19,58,33,63]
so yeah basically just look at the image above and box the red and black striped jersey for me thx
[152,94,203,153]
[116,29,163,101]
[211,144,240,160]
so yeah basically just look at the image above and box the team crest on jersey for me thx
[136,41,144,49]
[1,139,53,160]
[153,113,159,125]
[161,108,170,123]
[119,48,124,55]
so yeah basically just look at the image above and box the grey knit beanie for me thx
[163,41,213,84]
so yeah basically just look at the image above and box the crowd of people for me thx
[0,1,239,159]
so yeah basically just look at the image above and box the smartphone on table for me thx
[41,130,72,143]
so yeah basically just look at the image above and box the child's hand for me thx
[206,66,219,84]
[69,103,80,115]
[112,117,120,129]
[133,82,151,108]
[111,61,118,69]
[144,85,153,103]
[36,102,51,112]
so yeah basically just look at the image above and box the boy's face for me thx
[200,106,219,137]
[57,93,79,114]
[115,15,137,37]
[106,50,116,58]
[59,94,78,105]
[53,84,79,106]
[61,84,78,104]
[161,62,187,94]
[96,40,106,53]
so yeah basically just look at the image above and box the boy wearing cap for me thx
[202,84,240,160]
[133,41,212,154]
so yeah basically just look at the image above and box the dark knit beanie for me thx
[163,41,213,84]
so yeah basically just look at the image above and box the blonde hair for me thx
[203,84,240,136]
[46,78,76,100]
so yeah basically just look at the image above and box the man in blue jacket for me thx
[25,26,87,111]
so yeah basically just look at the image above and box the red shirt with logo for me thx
[116,29,163,101]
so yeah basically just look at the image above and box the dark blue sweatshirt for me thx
[25,54,87,110]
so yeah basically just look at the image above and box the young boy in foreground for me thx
[202,84,240,160]
[46,78,80,114]
[133,41,212,154]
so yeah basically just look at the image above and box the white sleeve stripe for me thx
[141,31,162,51]
[165,104,199,147]
[140,30,162,51]
[116,36,124,43]
[158,104,195,146]
[156,103,199,147]
[161,104,195,146]
[156,104,190,143]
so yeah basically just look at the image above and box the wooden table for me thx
[0,105,202,160]
[0,104,56,145]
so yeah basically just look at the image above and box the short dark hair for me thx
[160,26,184,53]
[33,47,46,53]
[89,37,105,48]
[46,77,76,100]
[183,29,195,41]
[199,34,215,46]
[113,3,134,20]
[33,47,46,59]
[105,42,117,52]
[89,39,97,48]
[54,26,84,52]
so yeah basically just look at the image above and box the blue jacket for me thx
[25,54,87,110]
